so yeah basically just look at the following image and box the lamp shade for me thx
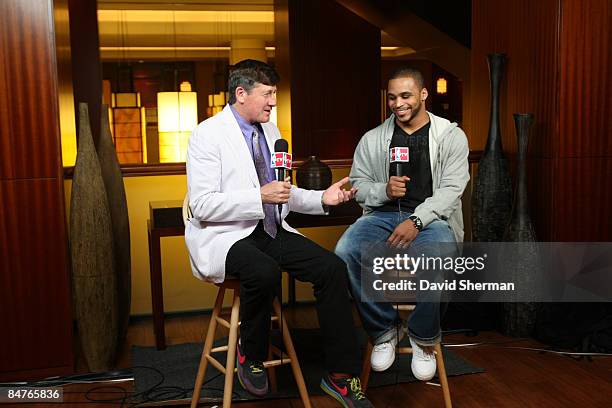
[157,91,198,162]
[157,91,198,132]
[436,78,447,95]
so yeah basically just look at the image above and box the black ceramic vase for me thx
[296,156,332,190]
[504,114,536,242]
[472,54,513,242]
[502,113,538,337]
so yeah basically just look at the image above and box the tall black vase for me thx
[502,113,538,337]
[472,54,512,242]
[504,114,536,242]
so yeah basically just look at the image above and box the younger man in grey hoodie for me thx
[336,67,469,380]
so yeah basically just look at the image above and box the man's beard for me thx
[396,101,422,124]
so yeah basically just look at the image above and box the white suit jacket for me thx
[185,105,326,282]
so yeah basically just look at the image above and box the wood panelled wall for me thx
[556,0,612,240]
[0,0,74,380]
[469,0,611,241]
[275,0,380,160]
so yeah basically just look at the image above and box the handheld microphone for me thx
[271,139,292,218]
[272,139,292,181]
[389,146,409,177]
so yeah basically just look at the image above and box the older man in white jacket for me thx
[185,60,374,407]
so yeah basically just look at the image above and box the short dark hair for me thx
[228,59,280,104]
[388,67,425,90]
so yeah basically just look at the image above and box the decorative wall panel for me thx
[0,0,74,380]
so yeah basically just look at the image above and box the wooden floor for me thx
[27,305,612,407]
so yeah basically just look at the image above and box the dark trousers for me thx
[225,222,362,375]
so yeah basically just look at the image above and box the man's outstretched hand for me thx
[322,177,358,206]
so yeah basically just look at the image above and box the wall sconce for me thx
[436,77,447,95]
[157,81,198,163]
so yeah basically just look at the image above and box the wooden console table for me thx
[147,200,363,350]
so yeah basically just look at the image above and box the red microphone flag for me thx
[271,152,292,169]
[389,147,409,163]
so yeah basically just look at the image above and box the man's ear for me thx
[421,87,429,102]
[235,86,247,103]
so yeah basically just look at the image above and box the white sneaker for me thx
[409,337,437,381]
[371,328,405,372]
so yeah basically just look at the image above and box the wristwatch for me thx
[408,215,423,231]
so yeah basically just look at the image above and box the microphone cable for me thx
[272,138,289,371]
[277,197,284,368]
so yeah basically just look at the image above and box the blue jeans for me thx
[335,211,458,346]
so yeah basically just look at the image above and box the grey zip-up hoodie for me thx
[350,111,470,242]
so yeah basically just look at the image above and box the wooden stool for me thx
[360,305,452,408]
[190,278,312,408]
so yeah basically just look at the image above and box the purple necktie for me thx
[252,129,278,238]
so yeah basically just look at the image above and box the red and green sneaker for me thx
[320,374,374,408]
[236,342,268,397]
